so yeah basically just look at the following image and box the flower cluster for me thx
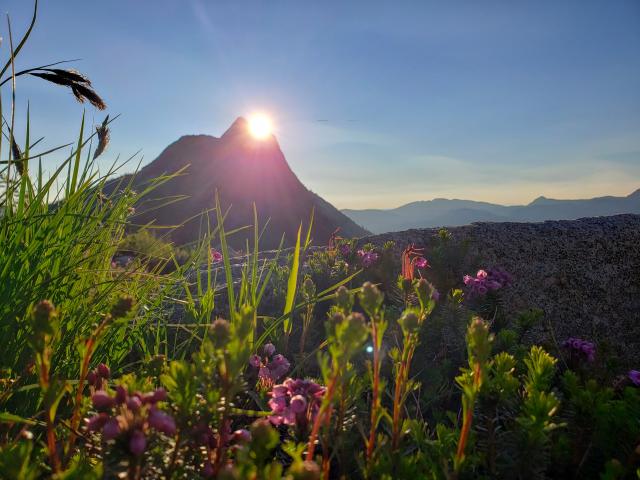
[357,249,379,268]
[562,337,596,362]
[85,386,175,456]
[268,378,325,434]
[629,370,640,386]
[463,268,513,298]
[250,343,290,388]
[339,243,351,257]
[86,363,110,390]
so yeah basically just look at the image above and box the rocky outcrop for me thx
[361,214,640,365]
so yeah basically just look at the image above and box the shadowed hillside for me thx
[106,117,369,247]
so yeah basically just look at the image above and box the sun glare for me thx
[248,113,273,139]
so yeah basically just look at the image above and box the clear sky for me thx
[3,0,640,209]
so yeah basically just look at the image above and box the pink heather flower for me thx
[126,396,142,412]
[152,388,168,403]
[86,413,109,432]
[268,378,325,432]
[263,343,276,357]
[249,355,261,368]
[97,363,111,379]
[92,391,115,410]
[290,395,307,414]
[148,408,177,436]
[463,267,512,299]
[115,385,128,404]
[129,430,147,456]
[210,249,223,264]
[250,347,290,384]
[629,370,640,386]
[562,337,596,362]
[103,417,121,440]
[414,257,429,269]
[358,250,379,268]
[87,371,98,387]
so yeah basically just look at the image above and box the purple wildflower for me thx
[414,257,429,269]
[92,390,116,410]
[463,267,513,299]
[431,289,441,302]
[628,370,640,386]
[268,378,325,433]
[339,244,351,257]
[129,430,147,456]
[263,342,276,357]
[102,417,121,440]
[249,355,261,368]
[250,345,290,387]
[210,249,223,264]
[148,407,177,436]
[86,413,109,432]
[562,337,596,362]
[357,249,379,268]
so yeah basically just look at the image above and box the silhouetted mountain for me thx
[342,190,640,234]
[106,117,369,248]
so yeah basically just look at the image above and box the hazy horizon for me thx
[3,0,640,210]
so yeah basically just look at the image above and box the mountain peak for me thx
[222,117,249,138]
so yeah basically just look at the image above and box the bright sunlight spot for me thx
[248,113,273,139]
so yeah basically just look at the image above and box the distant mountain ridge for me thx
[342,189,640,234]
[105,117,369,248]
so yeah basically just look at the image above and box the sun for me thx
[247,113,273,139]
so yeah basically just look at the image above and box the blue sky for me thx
[3,0,640,208]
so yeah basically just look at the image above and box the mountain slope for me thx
[343,189,640,233]
[106,117,369,248]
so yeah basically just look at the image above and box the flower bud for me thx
[342,313,368,348]
[211,318,231,347]
[250,418,278,449]
[92,390,115,410]
[115,385,128,404]
[97,363,111,379]
[129,430,147,456]
[262,342,276,357]
[359,282,384,315]
[399,311,420,334]
[414,278,430,307]
[111,295,135,318]
[86,413,109,432]
[148,408,177,436]
[467,317,493,365]
[302,277,316,299]
[287,460,321,480]
[87,370,98,387]
[152,388,168,403]
[103,417,121,440]
[126,396,142,412]
[335,286,353,313]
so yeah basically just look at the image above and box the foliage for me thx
[1,4,639,479]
